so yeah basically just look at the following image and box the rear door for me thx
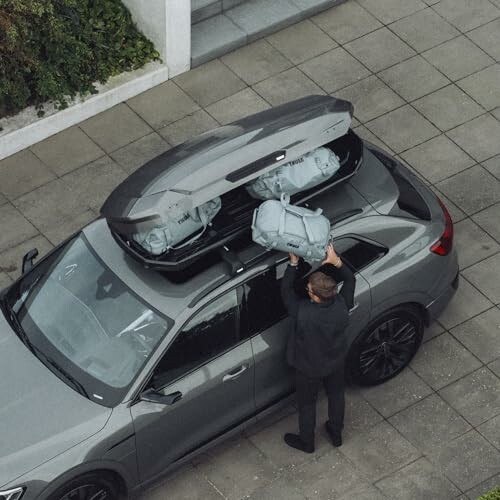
[246,245,374,412]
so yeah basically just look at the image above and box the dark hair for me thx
[308,272,337,302]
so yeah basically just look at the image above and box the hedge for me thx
[0,0,160,118]
[478,487,500,500]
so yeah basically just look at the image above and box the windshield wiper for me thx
[37,351,90,400]
[1,300,36,353]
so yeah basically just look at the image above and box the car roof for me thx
[84,144,397,320]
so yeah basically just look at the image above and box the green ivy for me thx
[478,487,500,500]
[0,0,160,118]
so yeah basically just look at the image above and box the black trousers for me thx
[295,364,345,446]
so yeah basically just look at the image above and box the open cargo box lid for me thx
[101,95,353,234]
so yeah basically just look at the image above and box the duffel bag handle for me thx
[278,196,318,245]
[280,193,323,217]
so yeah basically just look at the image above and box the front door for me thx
[130,288,255,483]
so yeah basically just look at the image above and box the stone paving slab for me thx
[410,332,483,390]
[221,39,292,85]
[388,393,472,454]
[174,59,247,107]
[335,75,404,123]
[473,202,500,242]
[3,1,500,498]
[468,18,500,61]
[266,19,337,65]
[311,0,382,44]
[401,134,475,184]
[337,420,421,482]
[298,46,371,93]
[439,367,500,426]
[422,36,495,82]
[435,164,500,215]
[359,367,432,418]
[205,88,270,124]
[79,103,153,153]
[388,7,459,53]
[110,132,171,174]
[0,150,56,200]
[427,430,500,492]
[158,109,219,146]
[463,252,500,304]
[375,457,461,500]
[450,307,500,364]
[453,218,500,270]
[127,81,201,129]
[378,55,450,102]
[344,27,416,73]
[412,84,485,132]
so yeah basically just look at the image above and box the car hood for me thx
[0,312,112,488]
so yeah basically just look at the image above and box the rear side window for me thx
[369,148,431,221]
[334,237,386,270]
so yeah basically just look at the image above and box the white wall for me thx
[122,0,191,77]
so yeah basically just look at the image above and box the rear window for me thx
[369,148,431,221]
[334,237,387,270]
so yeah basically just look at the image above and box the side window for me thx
[151,289,240,388]
[242,266,288,337]
[334,237,386,270]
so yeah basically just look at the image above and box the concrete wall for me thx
[122,0,191,77]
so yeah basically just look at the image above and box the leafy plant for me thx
[478,487,500,500]
[0,0,160,118]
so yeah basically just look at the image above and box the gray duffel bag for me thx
[251,194,331,261]
[246,147,340,200]
[132,198,222,255]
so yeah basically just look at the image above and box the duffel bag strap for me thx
[302,215,316,244]
[167,224,209,250]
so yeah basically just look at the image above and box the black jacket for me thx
[281,260,356,378]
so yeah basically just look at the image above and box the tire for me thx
[47,472,120,500]
[347,305,424,386]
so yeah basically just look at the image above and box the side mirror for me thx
[22,248,39,274]
[140,388,182,406]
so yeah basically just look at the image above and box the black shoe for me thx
[324,421,342,447]
[284,433,314,453]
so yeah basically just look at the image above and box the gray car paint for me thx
[0,101,458,499]
[0,312,111,489]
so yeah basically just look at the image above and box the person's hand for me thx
[289,253,300,266]
[322,243,342,267]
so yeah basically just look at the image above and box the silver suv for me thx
[0,96,458,500]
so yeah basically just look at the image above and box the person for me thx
[281,243,356,453]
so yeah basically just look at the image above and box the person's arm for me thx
[321,244,356,310]
[281,253,301,317]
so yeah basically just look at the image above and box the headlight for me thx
[0,487,25,500]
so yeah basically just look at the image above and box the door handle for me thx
[223,364,248,382]
[349,302,359,314]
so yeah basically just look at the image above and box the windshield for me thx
[3,235,172,406]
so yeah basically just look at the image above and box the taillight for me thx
[430,198,454,256]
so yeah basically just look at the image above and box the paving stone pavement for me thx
[1,0,500,498]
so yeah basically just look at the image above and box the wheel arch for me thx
[37,462,131,500]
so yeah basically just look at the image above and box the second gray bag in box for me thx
[251,194,331,261]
